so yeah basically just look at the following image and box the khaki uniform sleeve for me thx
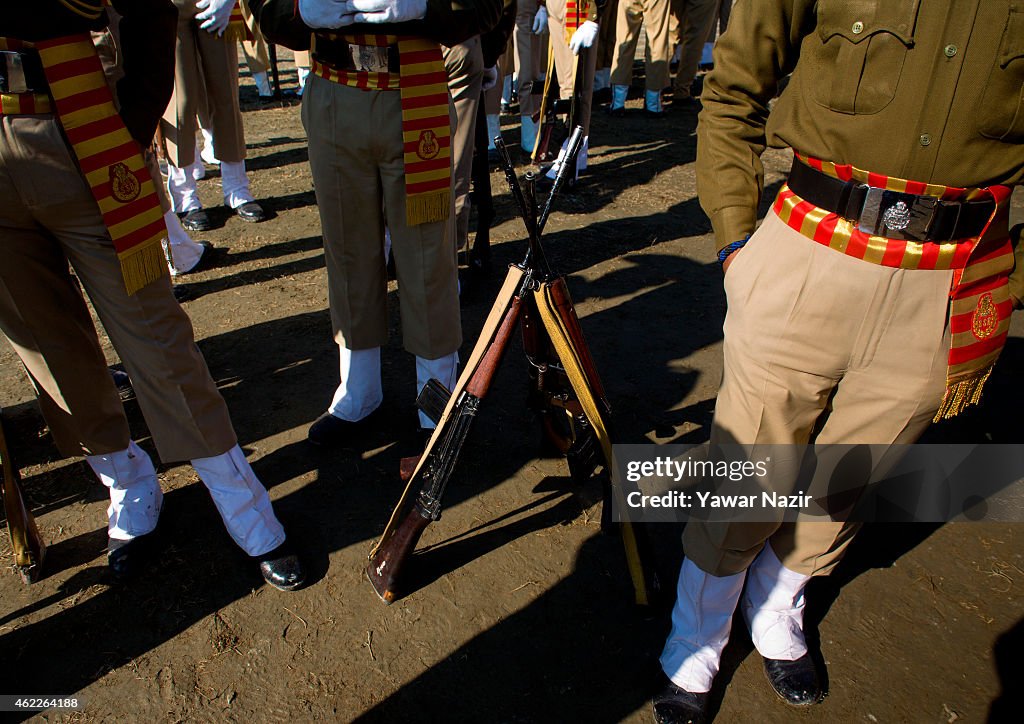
[695,0,816,251]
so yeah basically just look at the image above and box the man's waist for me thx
[787,158,995,243]
[0,46,48,95]
[313,35,401,75]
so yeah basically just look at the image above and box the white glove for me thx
[532,6,548,34]
[299,0,352,28]
[568,20,598,55]
[336,0,428,25]
[196,0,235,36]
[481,65,499,91]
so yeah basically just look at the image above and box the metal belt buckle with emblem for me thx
[857,187,937,241]
[1,51,31,94]
[349,44,391,74]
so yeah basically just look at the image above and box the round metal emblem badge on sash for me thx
[971,292,998,340]
[416,130,439,160]
[109,162,141,203]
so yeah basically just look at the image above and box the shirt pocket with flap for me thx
[810,0,921,115]
[978,6,1024,142]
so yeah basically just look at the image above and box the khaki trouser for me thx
[240,0,270,76]
[0,115,236,461]
[595,0,619,70]
[669,0,717,96]
[301,75,462,359]
[161,8,246,167]
[444,38,484,252]
[513,0,542,117]
[610,0,673,91]
[546,0,598,138]
[684,211,953,577]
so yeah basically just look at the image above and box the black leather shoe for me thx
[172,283,193,303]
[606,105,626,118]
[763,654,824,706]
[107,532,158,580]
[307,408,383,446]
[179,208,212,232]
[177,240,215,274]
[652,679,708,724]
[235,201,267,223]
[256,542,305,591]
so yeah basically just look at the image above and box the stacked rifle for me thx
[1,409,46,584]
[367,128,658,605]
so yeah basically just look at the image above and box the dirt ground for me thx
[2,52,1023,724]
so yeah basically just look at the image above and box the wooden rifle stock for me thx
[1,412,46,584]
[465,296,522,398]
[366,501,432,603]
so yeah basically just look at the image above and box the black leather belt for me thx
[0,49,47,94]
[787,160,994,243]
[313,38,400,75]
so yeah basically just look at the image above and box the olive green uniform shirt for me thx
[697,0,1024,253]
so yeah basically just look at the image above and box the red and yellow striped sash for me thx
[774,154,1013,420]
[312,33,451,226]
[34,35,167,295]
[564,0,592,43]
[0,92,52,115]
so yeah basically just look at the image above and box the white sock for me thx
[191,445,285,557]
[166,162,203,213]
[328,346,384,422]
[415,351,459,429]
[545,136,588,179]
[486,114,502,150]
[611,84,628,110]
[220,160,254,209]
[660,558,746,693]
[192,144,206,180]
[253,70,272,97]
[520,115,538,154]
[200,127,219,165]
[86,440,163,541]
[743,543,812,661]
[645,89,663,113]
[162,210,205,275]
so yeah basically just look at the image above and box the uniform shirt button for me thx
[920,133,932,146]
[944,44,958,57]
[852,21,864,34]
